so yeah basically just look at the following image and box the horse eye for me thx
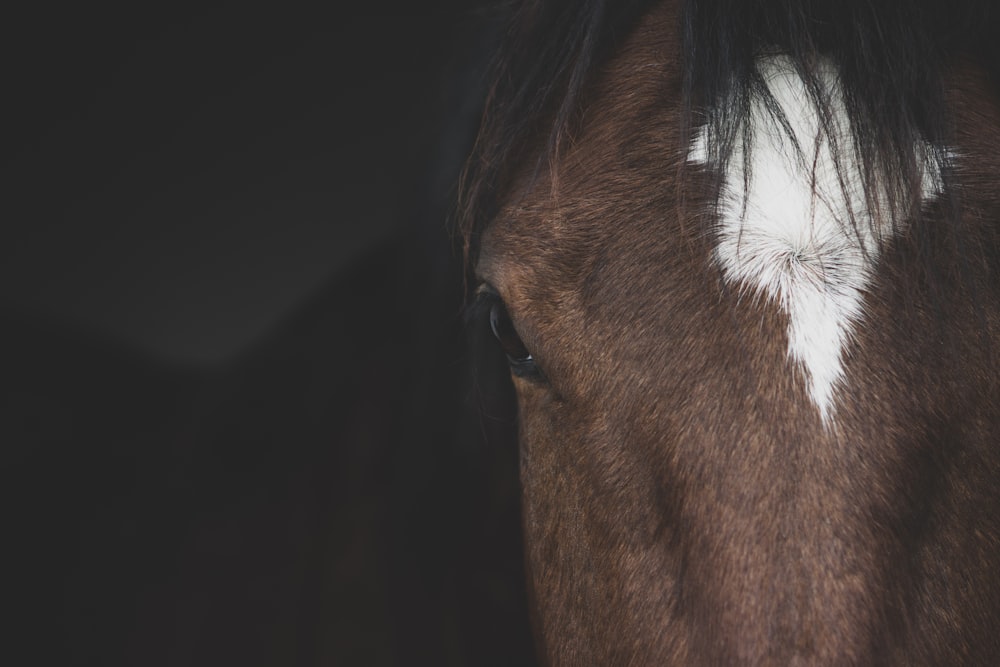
[488,300,542,379]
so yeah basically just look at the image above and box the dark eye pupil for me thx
[489,301,536,373]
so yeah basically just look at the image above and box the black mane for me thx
[459,0,650,264]
[459,0,998,270]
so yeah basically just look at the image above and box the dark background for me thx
[6,4,535,665]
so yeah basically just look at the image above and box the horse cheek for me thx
[515,387,599,664]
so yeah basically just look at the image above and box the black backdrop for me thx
[6,4,535,665]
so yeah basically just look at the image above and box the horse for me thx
[459,0,1000,663]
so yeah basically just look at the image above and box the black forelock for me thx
[684,0,995,238]
[459,0,998,273]
[458,0,653,264]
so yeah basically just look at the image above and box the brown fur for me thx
[474,2,1000,663]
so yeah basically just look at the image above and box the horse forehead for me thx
[486,51,947,424]
[485,51,687,289]
[692,55,943,421]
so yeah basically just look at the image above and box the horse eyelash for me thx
[464,284,501,326]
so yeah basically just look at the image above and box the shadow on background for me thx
[6,3,535,665]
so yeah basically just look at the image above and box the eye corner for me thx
[508,356,546,381]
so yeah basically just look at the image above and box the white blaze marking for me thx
[689,55,942,422]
